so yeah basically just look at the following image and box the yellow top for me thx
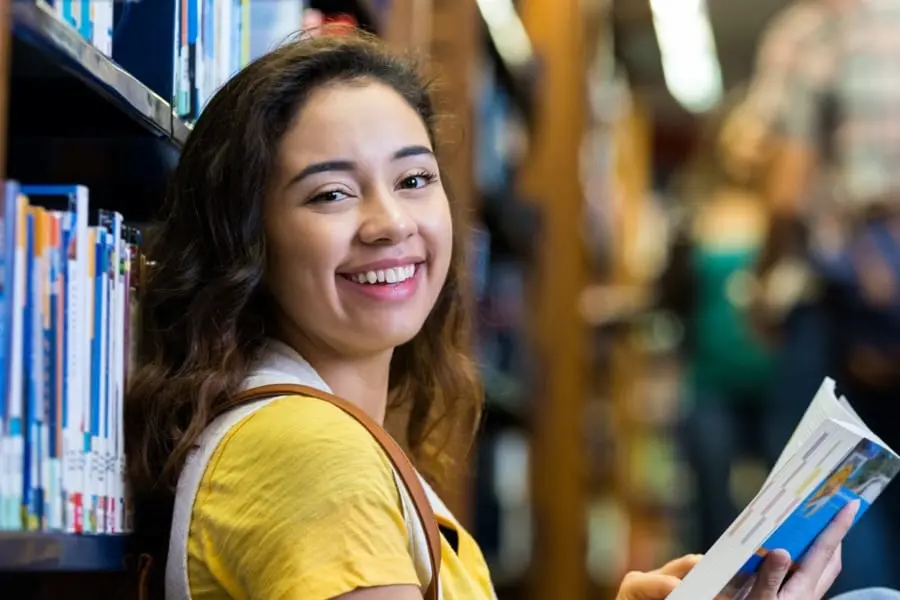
[185,395,495,599]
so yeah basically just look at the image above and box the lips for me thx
[337,262,423,302]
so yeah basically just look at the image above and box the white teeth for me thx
[350,264,417,285]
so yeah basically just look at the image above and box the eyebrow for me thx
[284,145,434,189]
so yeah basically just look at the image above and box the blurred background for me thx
[4,0,900,598]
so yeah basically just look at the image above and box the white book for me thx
[668,378,900,600]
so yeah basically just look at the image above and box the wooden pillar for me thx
[383,0,433,51]
[427,0,479,526]
[518,0,589,598]
[428,0,478,215]
[609,96,657,576]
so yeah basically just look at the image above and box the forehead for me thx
[280,80,433,163]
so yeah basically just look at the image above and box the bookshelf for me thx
[8,1,186,224]
[0,531,127,571]
[11,1,189,144]
[1,0,130,585]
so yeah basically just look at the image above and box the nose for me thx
[357,185,417,245]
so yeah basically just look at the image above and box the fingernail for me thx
[773,549,792,566]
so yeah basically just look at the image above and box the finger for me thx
[654,554,703,578]
[787,500,858,594]
[783,501,858,597]
[813,545,843,599]
[748,549,792,600]
[619,572,684,600]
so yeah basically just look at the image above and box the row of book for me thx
[42,0,114,57]
[0,182,140,535]
[175,0,313,119]
[31,0,376,122]
[174,1,367,120]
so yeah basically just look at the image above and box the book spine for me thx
[0,182,16,530]
[6,195,28,531]
[22,208,39,531]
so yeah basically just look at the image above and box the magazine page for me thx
[668,418,864,600]
[765,378,892,488]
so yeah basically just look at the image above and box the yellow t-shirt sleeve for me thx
[187,396,421,600]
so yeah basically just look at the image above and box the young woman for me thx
[125,32,878,600]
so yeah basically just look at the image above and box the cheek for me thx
[265,215,343,303]
[423,198,454,266]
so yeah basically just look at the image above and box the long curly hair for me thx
[125,33,482,535]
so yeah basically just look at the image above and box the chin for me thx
[350,320,424,355]
[374,327,423,352]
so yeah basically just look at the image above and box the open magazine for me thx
[668,378,900,600]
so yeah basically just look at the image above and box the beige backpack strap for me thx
[234,383,441,600]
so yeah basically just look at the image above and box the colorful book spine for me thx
[0,182,16,529]
[2,185,135,536]
[47,214,65,531]
[4,194,28,531]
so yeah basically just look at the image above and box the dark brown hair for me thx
[125,32,482,527]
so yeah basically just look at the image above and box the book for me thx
[668,377,900,599]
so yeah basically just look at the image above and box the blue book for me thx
[22,185,90,533]
[669,378,900,600]
[0,182,18,529]
[21,208,41,530]
[87,227,107,534]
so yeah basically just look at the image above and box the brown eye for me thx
[308,190,349,204]
[399,171,437,190]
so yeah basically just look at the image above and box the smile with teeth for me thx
[345,264,418,285]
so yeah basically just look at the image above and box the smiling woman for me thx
[123,29,866,600]
[124,32,486,600]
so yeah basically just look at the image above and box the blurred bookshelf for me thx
[576,12,694,586]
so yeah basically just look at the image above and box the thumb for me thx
[619,572,684,600]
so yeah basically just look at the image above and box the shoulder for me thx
[186,395,420,598]
[209,394,398,498]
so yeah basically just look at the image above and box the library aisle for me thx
[0,0,688,599]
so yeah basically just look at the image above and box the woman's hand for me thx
[616,554,704,600]
[745,499,858,600]
[615,500,858,600]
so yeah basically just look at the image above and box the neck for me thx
[276,329,392,424]
[309,353,392,424]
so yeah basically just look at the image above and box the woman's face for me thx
[265,80,452,358]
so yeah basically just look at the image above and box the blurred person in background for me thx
[720,0,900,592]
[661,86,779,554]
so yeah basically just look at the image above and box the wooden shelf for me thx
[0,532,127,572]
[10,1,189,145]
